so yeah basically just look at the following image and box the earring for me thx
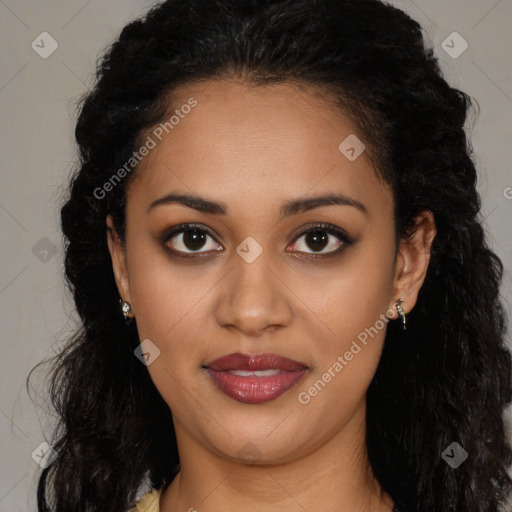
[120,299,135,324]
[395,298,407,330]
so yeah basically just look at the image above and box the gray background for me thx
[0,1,511,510]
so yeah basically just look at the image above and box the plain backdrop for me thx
[0,1,511,510]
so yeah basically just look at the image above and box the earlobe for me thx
[106,215,131,304]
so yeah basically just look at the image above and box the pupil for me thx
[184,229,206,251]
[306,230,328,252]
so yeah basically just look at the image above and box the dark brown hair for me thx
[31,1,512,510]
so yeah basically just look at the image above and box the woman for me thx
[31,0,512,511]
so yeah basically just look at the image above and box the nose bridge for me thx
[234,248,274,303]
[214,243,292,335]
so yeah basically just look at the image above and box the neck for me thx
[160,400,394,512]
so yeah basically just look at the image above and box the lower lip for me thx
[206,368,308,404]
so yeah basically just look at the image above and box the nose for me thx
[214,250,293,338]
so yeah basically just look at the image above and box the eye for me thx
[163,223,222,258]
[162,222,355,259]
[287,223,355,258]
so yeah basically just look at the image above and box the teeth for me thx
[229,369,282,377]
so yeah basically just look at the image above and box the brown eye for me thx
[288,223,355,258]
[162,222,354,260]
[180,229,208,251]
[164,224,222,256]
[302,230,330,252]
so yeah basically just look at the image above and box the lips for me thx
[205,353,309,404]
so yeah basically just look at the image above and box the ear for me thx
[106,214,132,304]
[390,210,437,318]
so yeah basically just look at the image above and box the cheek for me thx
[126,237,210,338]
[126,253,211,411]
[306,245,394,350]
[299,244,395,403]
[125,240,224,404]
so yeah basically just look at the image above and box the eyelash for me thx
[161,222,355,260]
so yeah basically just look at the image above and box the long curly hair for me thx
[29,0,512,510]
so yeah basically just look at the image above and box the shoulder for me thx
[129,488,162,512]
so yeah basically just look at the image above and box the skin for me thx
[107,79,436,512]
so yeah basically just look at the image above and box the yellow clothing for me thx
[130,488,162,512]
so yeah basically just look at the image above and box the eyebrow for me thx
[148,192,368,218]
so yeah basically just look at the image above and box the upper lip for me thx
[205,352,308,371]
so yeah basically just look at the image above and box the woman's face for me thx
[107,79,433,465]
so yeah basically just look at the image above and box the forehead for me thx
[128,79,392,217]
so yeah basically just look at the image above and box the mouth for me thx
[204,353,309,404]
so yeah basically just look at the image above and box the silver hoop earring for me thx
[395,298,407,330]
[120,299,135,324]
